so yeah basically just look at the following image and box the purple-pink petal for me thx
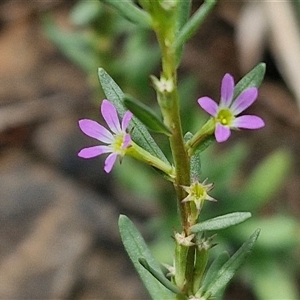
[230,87,258,115]
[79,119,114,143]
[215,123,231,143]
[121,111,133,131]
[101,100,121,134]
[78,145,112,158]
[220,73,234,107]
[123,133,131,149]
[198,97,219,116]
[104,153,118,173]
[233,115,265,129]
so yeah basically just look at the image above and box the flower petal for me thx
[104,153,118,173]
[121,111,133,131]
[79,119,114,143]
[122,133,131,149]
[78,145,111,158]
[101,100,121,134]
[230,87,258,115]
[198,97,218,116]
[215,123,231,142]
[233,115,265,129]
[220,73,234,107]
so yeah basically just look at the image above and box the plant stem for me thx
[155,27,192,233]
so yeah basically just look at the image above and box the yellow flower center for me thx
[191,182,207,200]
[112,133,127,155]
[216,108,234,126]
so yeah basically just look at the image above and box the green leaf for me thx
[174,0,217,54]
[101,0,152,28]
[138,258,181,295]
[234,149,292,211]
[119,215,174,299]
[190,212,252,233]
[203,229,260,298]
[123,94,172,136]
[194,135,215,154]
[200,252,230,295]
[233,63,266,98]
[98,68,169,164]
[177,0,192,30]
[175,0,192,63]
[190,149,202,180]
[184,132,202,179]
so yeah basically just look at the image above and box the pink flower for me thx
[198,73,265,142]
[78,100,133,173]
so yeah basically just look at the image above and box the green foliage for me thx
[199,147,298,299]
[101,0,152,28]
[233,63,266,98]
[139,258,181,295]
[44,0,300,298]
[174,0,217,61]
[43,1,160,99]
[190,212,252,233]
[202,229,260,299]
[119,215,174,299]
[201,252,230,294]
[123,94,172,136]
[177,0,192,31]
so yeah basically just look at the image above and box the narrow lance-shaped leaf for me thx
[199,252,230,296]
[193,135,215,154]
[190,212,252,233]
[184,132,202,179]
[190,149,202,180]
[138,258,181,295]
[203,229,260,298]
[98,68,169,164]
[100,0,152,28]
[174,0,217,58]
[123,94,172,136]
[233,63,266,98]
[175,0,192,63]
[177,0,192,30]
[119,215,174,299]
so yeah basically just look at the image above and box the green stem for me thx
[156,29,191,233]
[186,118,215,157]
[127,141,175,179]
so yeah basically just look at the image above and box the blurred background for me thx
[0,0,299,299]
